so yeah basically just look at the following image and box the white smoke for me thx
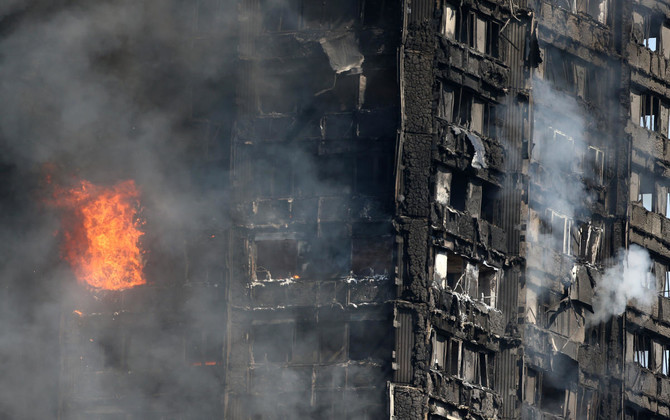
[589,245,655,325]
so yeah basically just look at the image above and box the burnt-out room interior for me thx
[3,0,670,419]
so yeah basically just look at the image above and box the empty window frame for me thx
[187,331,223,366]
[481,183,500,225]
[634,11,670,57]
[441,4,500,57]
[584,146,605,184]
[577,222,603,264]
[662,344,670,376]
[255,239,299,280]
[349,321,393,361]
[546,210,576,255]
[544,48,576,92]
[579,0,609,24]
[663,270,670,298]
[431,334,490,386]
[261,0,300,32]
[351,235,393,276]
[637,172,655,212]
[438,83,496,136]
[433,251,464,291]
[633,334,651,368]
[262,0,359,31]
[252,322,294,363]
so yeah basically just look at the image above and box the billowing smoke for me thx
[589,245,655,325]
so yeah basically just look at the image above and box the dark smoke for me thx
[0,0,237,417]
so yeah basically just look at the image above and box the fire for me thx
[53,179,146,291]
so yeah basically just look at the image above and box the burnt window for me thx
[255,239,299,280]
[252,322,293,363]
[636,171,655,212]
[431,334,491,386]
[544,48,575,92]
[481,183,500,224]
[633,334,651,368]
[584,146,605,184]
[349,321,392,361]
[253,155,293,197]
[362,0,398,27]
[319,323,346,363]
[303,0,358,29]
[187,331,223,366]
[661,343,670,376]
[363,68,398,109]
[261,0,358,31]
[352,235,393,276]
[261,0,300,32]
[441,4,499,58]
[355,151,393,196]
[663,270,670,299]
[478,265,498,307]
[546,209,576,255]
[433,252,465,292]
[641,94,660,131]
[449,171,467,211]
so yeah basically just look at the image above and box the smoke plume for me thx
[589,245,655,325]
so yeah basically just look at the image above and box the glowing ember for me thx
[53,180,146,290]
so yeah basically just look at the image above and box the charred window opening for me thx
[289,323,347,364]
[449,170,467,211]
[255,239,299,280]
[541,371,577,418]
[349,321,392,361]
[305,224,351,277]
[584,146,605,184]
[552,0,608,23]
[257,74,300,115]
[355,151,394,196]
[431,333,491,386]
[352,235,393,277]
[362,0,398,27]
[314,154,353,195]
[545,300,581,338]
[663,270,670,298]
[634,171,655,212]
[633,334,651,368]
[433,251,464,291]
[187,331,223,366]
[261,0,358,31]
[524,367,539,404]
[481,183,500,225]
[577,387,600,419]
[303,0,358,29]
[261,0,300,32]
[362,68,398,109]
[253,154,293,198]
[577,222,603,264]
[438,82,497,136]
[478,265,498,307]
[630,90,668,133]
[543,48,575,91]
[441,4,500,58]
[252,322,293,363]
[98,334,126,370]
[633,11,670,56]
[625,407,664,420]
[541,47,608,104]
[662,343,670,376]
[545,209,576,255]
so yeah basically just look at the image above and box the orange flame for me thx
[53,180,146,290]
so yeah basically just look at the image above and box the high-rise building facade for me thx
[3,0,670,419]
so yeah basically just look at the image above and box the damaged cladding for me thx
[7,0,670,417]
